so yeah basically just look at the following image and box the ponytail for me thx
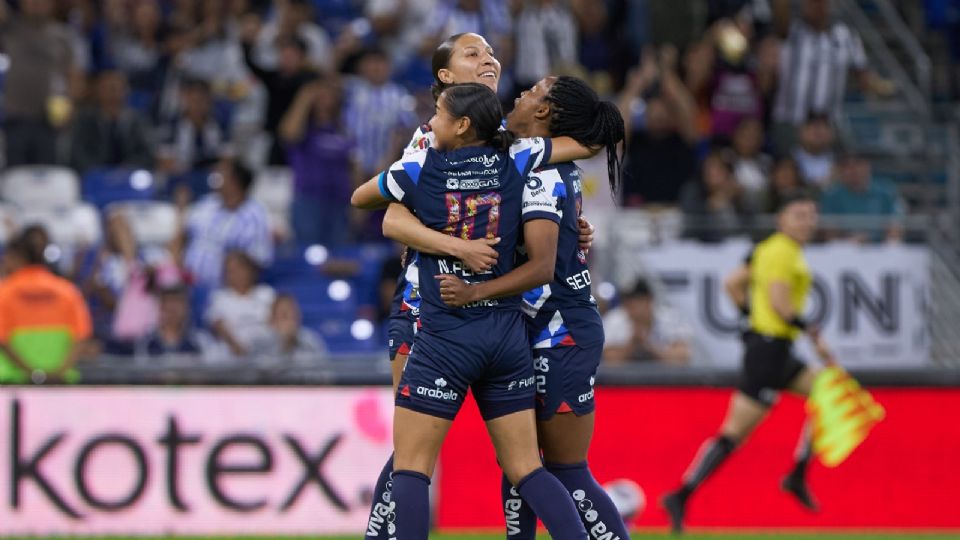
[488,129,517,152]
[544,76,626,197]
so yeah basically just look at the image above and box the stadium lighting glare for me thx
[328,280,351,301]
[351,319,375,340]
[304,244,329,265]
[597,281,616,301]
[43,244,62,263]
[130,170,153,191]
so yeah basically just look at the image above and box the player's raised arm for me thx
[382,203,500,274]
[438,219,559,306]
[547,135,600,164]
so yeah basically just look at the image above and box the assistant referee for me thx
[662,194,834,533]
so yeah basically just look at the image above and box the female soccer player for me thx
[352,83,589,539]
[662,194,834,533]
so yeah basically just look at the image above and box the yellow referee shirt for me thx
[749,232,812,340]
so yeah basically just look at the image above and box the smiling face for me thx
[506,77,555,137]
[428,93,471,150]
[438,33,501,93]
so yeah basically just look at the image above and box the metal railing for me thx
[874,0,933,102]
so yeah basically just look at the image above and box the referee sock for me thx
[517,467,588,540]
[678,435,737,501]
[546,461,632,539]
[502,472,537,539]
[365,453,395,539]
[391,470,431,540]
[789,422,813,480]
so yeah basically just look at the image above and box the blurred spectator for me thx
[766,157,808,213]
[705,21,773,141]
[366,0,437,66]
[571,0,613,86]
[164,0,247,93]
[136,285,214,359]
[79,211,174,343]
[820,152,905,243]
[252,0,334,72]
[618,46,699,207]
[422,0,512,55]
[157,79,230,176]
[279,78,358,246]
[730,117,773,212]
[0,230,93,384]
[343,47,418,177]
[514,0,579,89]
[602,278,692,365]
[0,0,76,166]
[241,19,319,165]
[771,0,892,153]
[68,70,154,174]
[181,159,274,288]
[792,112,835,188]
[104,0,170,114]
[680,150,746,241]
[206,250,276,357]
[250,294,327,361]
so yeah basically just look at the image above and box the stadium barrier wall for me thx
[1,386,957,535]
[438,387,959,530]
[0,387,393,536]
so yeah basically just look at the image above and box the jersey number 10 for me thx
[444,192,502,240]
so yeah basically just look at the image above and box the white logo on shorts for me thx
[435,377,447,388]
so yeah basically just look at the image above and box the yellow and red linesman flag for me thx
[806,365,885,467]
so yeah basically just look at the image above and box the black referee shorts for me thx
[738,331,808,407]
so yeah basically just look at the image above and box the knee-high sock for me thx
[789,421,813,479]
[392,470,431,540]
[502,472,538,539]
[365,453,395,539]
[516,468,588,540]
[546,461,632,539]
[677,435,737,501]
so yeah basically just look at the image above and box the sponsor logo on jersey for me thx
[445,177,501,190]
[526,176,543,190]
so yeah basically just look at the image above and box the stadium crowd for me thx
[0,0,936,379]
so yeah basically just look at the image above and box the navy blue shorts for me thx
[387,311,418,360]
[532,343,602,421]
[396,311,535,421]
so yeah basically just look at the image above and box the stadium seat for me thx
[107,201,179,246]
[0,203,18,245]
[18,203,103,247]
[251,166,293,239]
[1,166,80,210]
[82,168,157,209]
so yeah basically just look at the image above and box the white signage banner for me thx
[630,241,929,367]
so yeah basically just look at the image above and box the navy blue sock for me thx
[391,470,431,540]
[516,468,587,540]
[365,453,395,539]
[546,461,632,540]
[502,472,537,539]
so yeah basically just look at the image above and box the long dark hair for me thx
[441,83,516,152]
[431,33,467,102]
[543,76,625,195]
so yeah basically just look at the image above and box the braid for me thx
[544,76,626,196]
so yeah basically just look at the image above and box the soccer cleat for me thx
[661,491,686,534]
[781,474,820,512]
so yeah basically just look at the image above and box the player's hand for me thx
[577,217,595,254]
[454,237,500,274]
[809,327,835,365]
[436,274,476,307]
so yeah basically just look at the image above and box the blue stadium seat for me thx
[82,168,157,209]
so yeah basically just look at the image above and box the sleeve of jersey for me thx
[510,137,553,177]
[378,150,427,206]
[402,124,434,156]
[522,171,563,224]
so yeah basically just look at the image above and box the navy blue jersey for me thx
[379,138,559,332]
[522,163,604,348]
[389,251,422,317]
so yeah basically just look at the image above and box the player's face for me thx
[441,33,501,93]
[780,201,819,243]
[429,94,469,150]
[505,77,555,136]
